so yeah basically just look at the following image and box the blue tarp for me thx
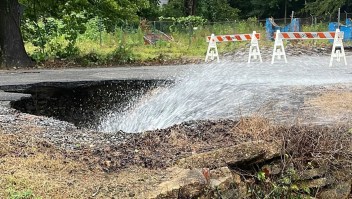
[266,18,302,40]
[328,18,352,41]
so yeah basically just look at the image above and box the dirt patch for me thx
[71,119,277,172]
[306,91,352,114]
[0,132,173,198]
[302,90,352,125]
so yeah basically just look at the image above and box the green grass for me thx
[7,188,41,199]
[24,21,338,66]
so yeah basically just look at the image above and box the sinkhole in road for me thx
[5,80,171,130]
[2,56,352,133]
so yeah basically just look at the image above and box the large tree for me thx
[304,0,352,16]
[162,0,239,21]
[0,0,33,68]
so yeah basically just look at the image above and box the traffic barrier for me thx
[272,29,347,66]
[205,31,262,63]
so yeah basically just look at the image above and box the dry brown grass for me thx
[232,116,274,140]
[235,117,271,134]
[306,91,352,114]
[0,133,169,199]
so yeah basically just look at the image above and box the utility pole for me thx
[284,0,292,24]
[284,0,287,24]
[338,8,341,28]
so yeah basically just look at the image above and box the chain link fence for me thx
[138,18,338,44]
[146,20,262,35]
[144,17,342,36]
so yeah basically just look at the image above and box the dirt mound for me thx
[69,118,273,171]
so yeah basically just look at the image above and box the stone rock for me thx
[149,166,250,199]
[209,167,240,199]
[298,167,327,180]
[176,141,282,169]
[318,180,352,199]
[297,177,333,189]
[209,167,233,188]
[150,167,207,199]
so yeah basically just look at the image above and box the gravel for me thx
[0,102,134,151]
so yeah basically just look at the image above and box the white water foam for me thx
[98,55,352,133]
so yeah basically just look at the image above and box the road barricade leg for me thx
[205,34,220,63]
[271,30,287,64]
[248,31,262,63]
[329,29,347,67]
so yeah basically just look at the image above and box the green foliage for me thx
[108,40,135,64]
[160,16,207,32]
[61,11,86,43]
[302,22,327,32]
[160,0,186,18]
[161,0,239,21]
[257,171,267,181]
[58,11,86,58]
[235,17,261,33]
[250,162,314,198]
[196,0,240,21]
[304,0,351,16]
[249,0,281,19]
[21,12,86,61]
[19,0,332,66]
[6,188,41,199]
[81,17,105,41]
[138,0,161,20]
[22,17,60,54]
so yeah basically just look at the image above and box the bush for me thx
[108,42,135,64]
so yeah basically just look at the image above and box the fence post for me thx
[98,17,102,46]
[338,8,341,28]
[188,23,193,48]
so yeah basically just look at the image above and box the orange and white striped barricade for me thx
[272,29,346,66]
[205,31,262,63]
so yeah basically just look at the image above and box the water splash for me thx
[98,55,352,133]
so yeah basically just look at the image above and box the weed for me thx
[108,42,135,64]
[6,188,41,199]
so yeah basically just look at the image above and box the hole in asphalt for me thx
[1,80,171,129]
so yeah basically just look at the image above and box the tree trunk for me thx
[0,0,33,68]
[184,0,197,16]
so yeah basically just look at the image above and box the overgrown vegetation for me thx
[242,125,352,198]
[22,15,337,67]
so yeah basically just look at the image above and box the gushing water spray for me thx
[98,56,352,133]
